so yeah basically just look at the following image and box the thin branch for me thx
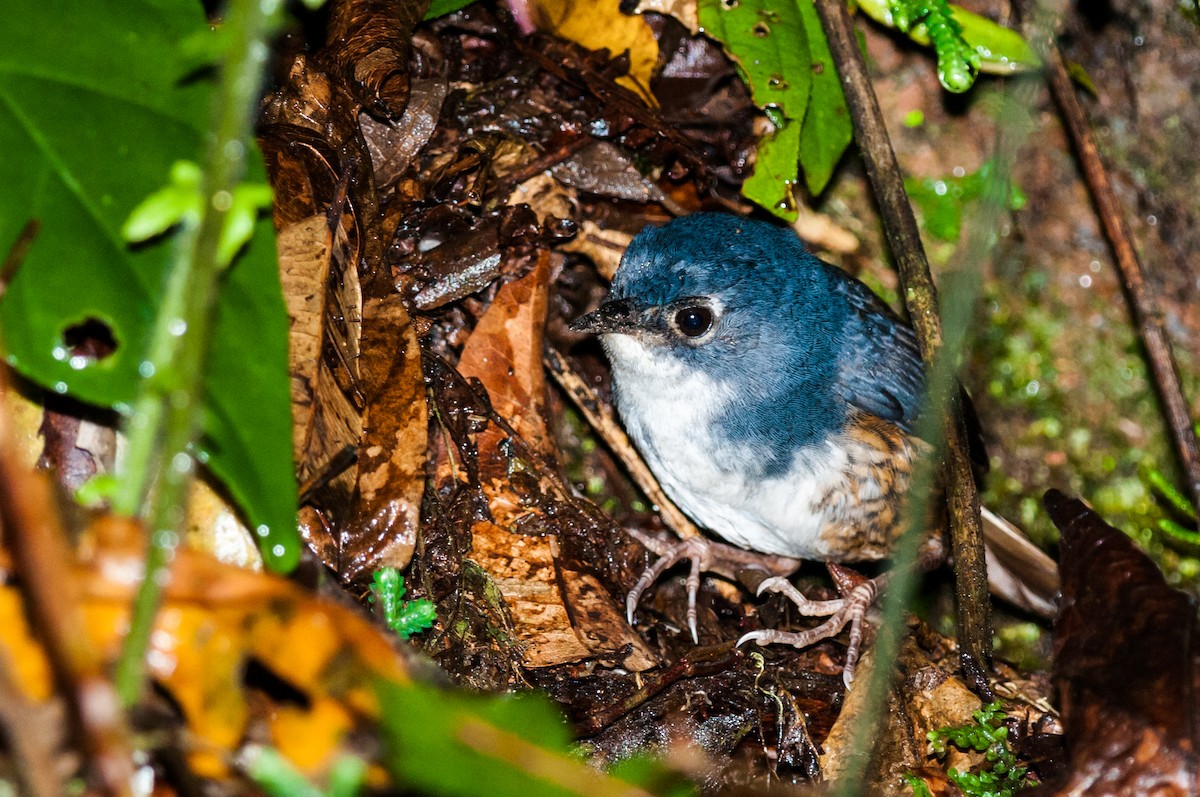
[813,0,990,667]
[1045,44,1200,512]
[543,345,702,541]
[113,0,280,705]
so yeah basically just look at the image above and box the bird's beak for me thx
[570,299,640,335]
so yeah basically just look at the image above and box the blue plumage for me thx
[571,216,1055,674]
[610,213,925,476]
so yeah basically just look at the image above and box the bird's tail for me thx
[980,506,1060,619]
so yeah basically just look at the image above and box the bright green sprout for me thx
[1144,466,1200,553]
[121,160,273,269]
[887,0,980,92]
[370,568,437,639]
[918,702,1034,797]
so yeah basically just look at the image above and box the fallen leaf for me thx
[344,293,428,580]
[322,0,427,118]
[529,0,660,105]
[1041,489,1199,796]
[457,251,654,670]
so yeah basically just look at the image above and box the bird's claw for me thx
[740,574,886,687]
[625,533,714,643]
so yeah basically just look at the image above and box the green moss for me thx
[970,272,1200,591]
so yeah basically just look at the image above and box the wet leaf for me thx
[265,47,427,584]
[698,0,849,216]
[0,0,297,568]
[857,0,1041,77]
[1043,490,1199,796]
[529,0,660,104]
[346,292,428,579]
[457,252,654,670]
[323,0,428,118]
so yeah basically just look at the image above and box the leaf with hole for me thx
[0,0,297,570]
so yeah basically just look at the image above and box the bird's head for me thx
[571,213,846,389]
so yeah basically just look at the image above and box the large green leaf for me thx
[0,0,297,570]
[795,0,852,196]
[699,0,850,219]
[377,681,694,797]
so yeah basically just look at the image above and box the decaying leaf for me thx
[528,0,660,105]
[359,77,450,191]
[347,292,428,580]
[457,251,655,671]
[1042,490,1199,796]
[323,0,428,118]
[265,39,429,585]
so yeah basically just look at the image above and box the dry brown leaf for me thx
[282,209,363,523]
[558,220,633,282]
[457,252,654,670]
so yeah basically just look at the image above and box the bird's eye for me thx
[674,305,714,338]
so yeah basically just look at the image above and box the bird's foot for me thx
[737,572,889,687]
[625,528,800,643]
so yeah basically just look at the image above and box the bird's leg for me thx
[625,528,801,643]
[738,535,947,686]
[738,572,886,687]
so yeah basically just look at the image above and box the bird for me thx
[570,212,1057,683]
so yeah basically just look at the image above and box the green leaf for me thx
[742,120,801,218]
[699,0,851,216]
[424,0,476,20]
[858,0,1040,79]
[795,0,852,194]
[0,0,298,571]
[379,681,697,797]
[699,0,813,220]
[377,682,582,797]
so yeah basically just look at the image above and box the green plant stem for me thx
[113,0,280,707]
[813,0,991,672]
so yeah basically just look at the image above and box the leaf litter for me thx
[3,0,1198,794]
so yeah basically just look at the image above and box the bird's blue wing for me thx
[830,273,926,433]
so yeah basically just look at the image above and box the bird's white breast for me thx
[603,334,848,560]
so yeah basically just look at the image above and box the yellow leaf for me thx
[0,589,53,701]
[530,0,659,104]
[271,697,354,774]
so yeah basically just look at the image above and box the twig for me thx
[1046,45,1200,512]
[112,0,280,705]
[813,0,991,667]
[543,346,702,541]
